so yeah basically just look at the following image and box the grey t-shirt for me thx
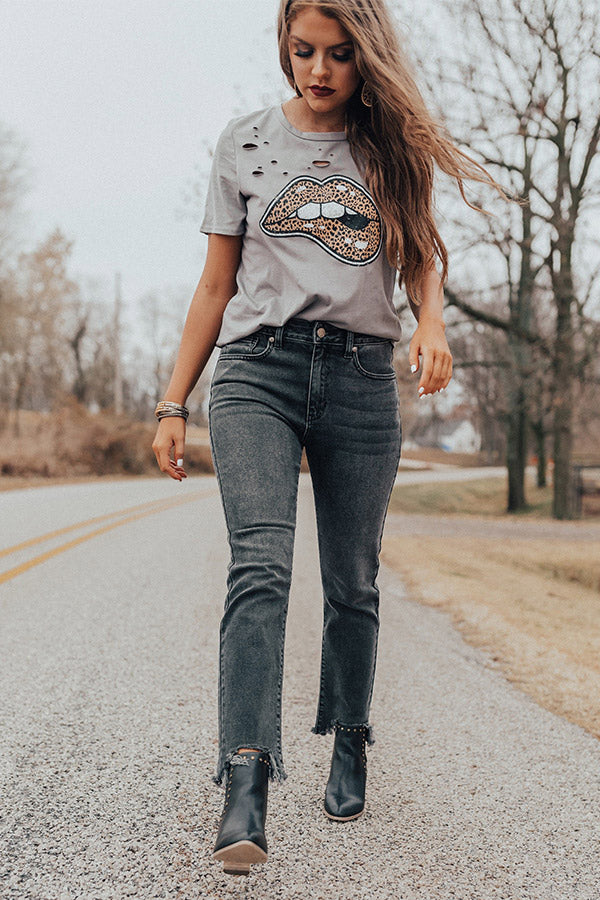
[200,103,402,346]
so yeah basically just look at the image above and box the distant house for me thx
[406,406,481,454]
[438,419,481,454]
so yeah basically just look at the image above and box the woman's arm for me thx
[408,264,453,396]
[152,233,243,480]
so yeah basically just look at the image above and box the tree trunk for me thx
[506,385,527,510]
[552,292,574,518]
[531,419,547,488]
[505,151,535,513]
[70,322,87,403]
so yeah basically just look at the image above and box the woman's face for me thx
[287,8,361,119]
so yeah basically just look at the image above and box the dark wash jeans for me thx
[208,316,402,788]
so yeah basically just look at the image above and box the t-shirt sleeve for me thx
[200,121,246,236]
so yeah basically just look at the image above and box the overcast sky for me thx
[0,0,290,315]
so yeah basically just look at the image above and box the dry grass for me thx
[390,476,556,518]
[401,447,489,468]
[0,403,215,485]
[381,533,600,740]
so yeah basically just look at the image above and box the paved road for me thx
[1,475,599,899]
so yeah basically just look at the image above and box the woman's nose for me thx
[311,54,330,80]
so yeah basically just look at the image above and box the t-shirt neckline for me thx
[275,103,347,142]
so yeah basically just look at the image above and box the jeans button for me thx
[316,327,326,338]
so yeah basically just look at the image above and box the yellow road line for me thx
[0,489,215,586]
[0,492,203,560]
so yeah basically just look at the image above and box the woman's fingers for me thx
[408,335,420,374]
[441,353,453,389]
[172,434,186,477]
[417,348,434,396]
[417,350,453,396]
[152,419,187,480]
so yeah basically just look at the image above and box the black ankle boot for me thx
[324,725,368,821]
[213,750,270,875]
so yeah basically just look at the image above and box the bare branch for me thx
[445,285,552,355]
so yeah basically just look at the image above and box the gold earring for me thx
[361,82,374,107]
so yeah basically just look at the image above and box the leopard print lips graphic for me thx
[260,175,382,266]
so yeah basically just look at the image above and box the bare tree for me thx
[410,0,600,518]
[6,229,78,431]
[0,122,30,274]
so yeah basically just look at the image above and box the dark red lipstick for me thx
[310,85,335,97]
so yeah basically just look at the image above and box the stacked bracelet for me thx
[154,400,190,422]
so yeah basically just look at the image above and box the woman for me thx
[152,0,508,877]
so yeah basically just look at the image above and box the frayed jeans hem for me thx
[212,745,288,788]
[311,720,376,745]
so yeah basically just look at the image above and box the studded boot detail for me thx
[323,725,368,821]
[213,750,270,875]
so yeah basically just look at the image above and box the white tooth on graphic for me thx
[321,201,345,218]
[336,184,348,192]
[296,185,307,192]
[354,240,368,250]
[296,202,321,220]
[289,200,361,221]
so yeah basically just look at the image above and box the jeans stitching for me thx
[313,594,329,730]
[218,341,274,362]
[351,346,397,380]
[365,401,402,713]
[302,341,318,443]
[209,374,239,783]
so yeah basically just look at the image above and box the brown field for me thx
[0,404,214,484]
[400,446,492,468]
[381,529,600,741]
[390,472,600,521]
[389,474,556,517]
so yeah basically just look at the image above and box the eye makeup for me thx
[294,49,354,62]
[290,35,355,61]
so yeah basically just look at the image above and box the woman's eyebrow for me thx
[289,34,353,49]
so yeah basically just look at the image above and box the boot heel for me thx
[213,838,268,875]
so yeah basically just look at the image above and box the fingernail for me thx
[177,458,184,466]
[418,386,425,395]
[410,364,417,373]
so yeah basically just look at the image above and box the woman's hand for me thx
[152,417,187,481]
[408,317,453,396]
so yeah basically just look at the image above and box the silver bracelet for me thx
[155,400,189,421]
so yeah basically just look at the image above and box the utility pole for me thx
[114,271,123,414]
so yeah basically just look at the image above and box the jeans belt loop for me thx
[275,324,284,349]
[344,329,355,359]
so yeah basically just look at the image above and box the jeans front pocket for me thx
[351,341,397,380]
[219,331,276,361]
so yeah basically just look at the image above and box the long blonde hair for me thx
[277,0,515,306]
